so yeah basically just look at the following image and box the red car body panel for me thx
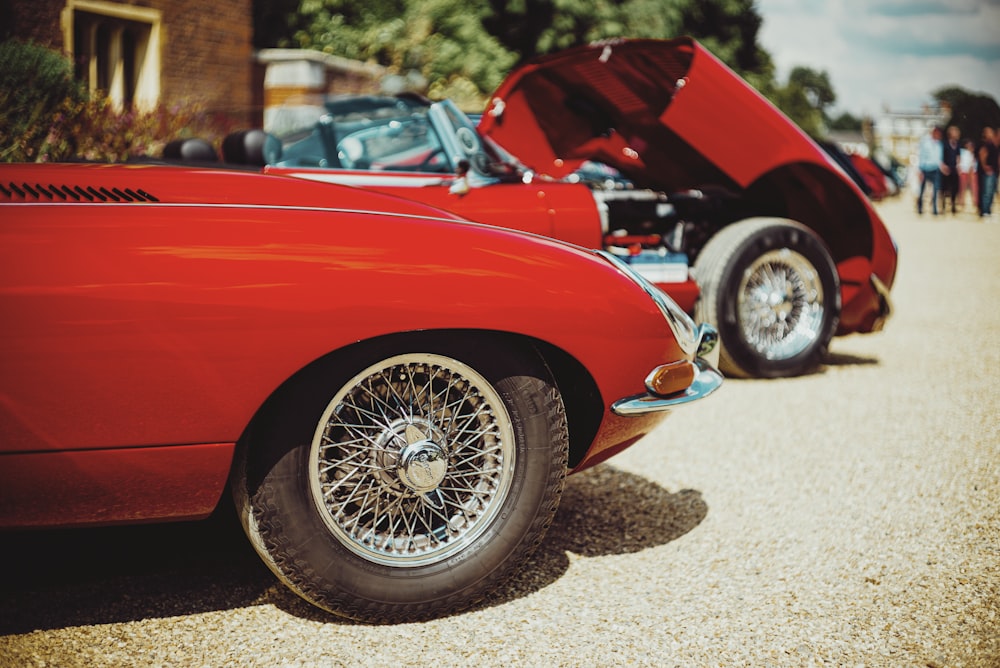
[0,163,697,528]
[478,37,898,335]
[1,444,234,527]
[849,154,889,200]
[268,165,706,313]
[264,167,607,251]
[270,38,895,338]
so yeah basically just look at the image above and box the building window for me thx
[62,0,161,111]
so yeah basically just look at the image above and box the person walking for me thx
[958,139,977,212]
[977,127,998,218]
[940,125,961,214]
[917,126,944,215]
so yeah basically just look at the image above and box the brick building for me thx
[3,0,255,124]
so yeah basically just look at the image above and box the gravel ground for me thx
[1,197,998,667]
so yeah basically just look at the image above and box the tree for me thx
[253,0,301,49]
[767,66,836,138]
[934,86,1000,143]
[253,0,775,107]
[828,111,862,132]
[481,0,682,59]
[676,0,772,88]
[788,67,835,112]
[481,0,771,82]
[256,0,515,109]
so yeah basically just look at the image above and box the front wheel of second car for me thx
[693,218,840,378]
[232,334,569,623]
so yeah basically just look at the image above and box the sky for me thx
[755,0,1000,117]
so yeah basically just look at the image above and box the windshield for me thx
[273,95,450,173]
[269,94,523,180]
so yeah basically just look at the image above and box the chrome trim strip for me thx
[611,358,723,416]
[596,250,700,357]
[590,190,611,235]
[280,171,447,188]
[869,273,893,332]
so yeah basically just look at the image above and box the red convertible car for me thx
[0,162,721,622]
[256,37,897,378]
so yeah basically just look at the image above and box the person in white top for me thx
[958,138,977,212]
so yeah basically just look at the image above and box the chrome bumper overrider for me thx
[869,274,893,332]
[596,250,723,417]
[612,324,723,417]
[611,357,723,416]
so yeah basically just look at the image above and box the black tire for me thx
[231,334,568,622]
[692,218,840,378]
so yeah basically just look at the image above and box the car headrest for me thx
[221,129,282,166]
[162,138,218,162]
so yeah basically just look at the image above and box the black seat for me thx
[162,138,218,162]
[221,129,281,166]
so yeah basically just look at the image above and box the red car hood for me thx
[478,37,837,193]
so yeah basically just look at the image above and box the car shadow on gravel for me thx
[822,351,881,368]
[0,465,704,631]
[0,502,272,635]
[486,464,707,611]
[265,464,708,623]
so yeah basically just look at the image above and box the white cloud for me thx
[756,0,1000,115]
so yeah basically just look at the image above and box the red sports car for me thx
[0,162,721,622]
[257,37,897,378]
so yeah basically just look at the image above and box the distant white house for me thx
[872,104,951,164]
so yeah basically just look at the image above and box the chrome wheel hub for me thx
[397,435,447,494]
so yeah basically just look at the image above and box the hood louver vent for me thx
[0,181,159,203]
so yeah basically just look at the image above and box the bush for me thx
[0,39,86,162]
[1,39,238,163]
[47,97,238,163]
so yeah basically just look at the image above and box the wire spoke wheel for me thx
[737,248,825,360]
[693,218,839,377]
[235,336,568,621]
[309,353,516,567]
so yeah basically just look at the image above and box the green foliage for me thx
[828,111,863,132]
[273,0,514,109]
[0,39,86,162]
[770,84,824,138]
[934,86,1000,143]
[385,0,517,108]
[765,65,837,138]
[788,66,835,110]
[256,0,774,108]
[45,98,237,163]
[516,0,680,54]
[677,0,769,76]
[482,0,769,79]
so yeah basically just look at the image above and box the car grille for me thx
[0,180,159,203]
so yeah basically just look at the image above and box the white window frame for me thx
[61,0,161,111]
